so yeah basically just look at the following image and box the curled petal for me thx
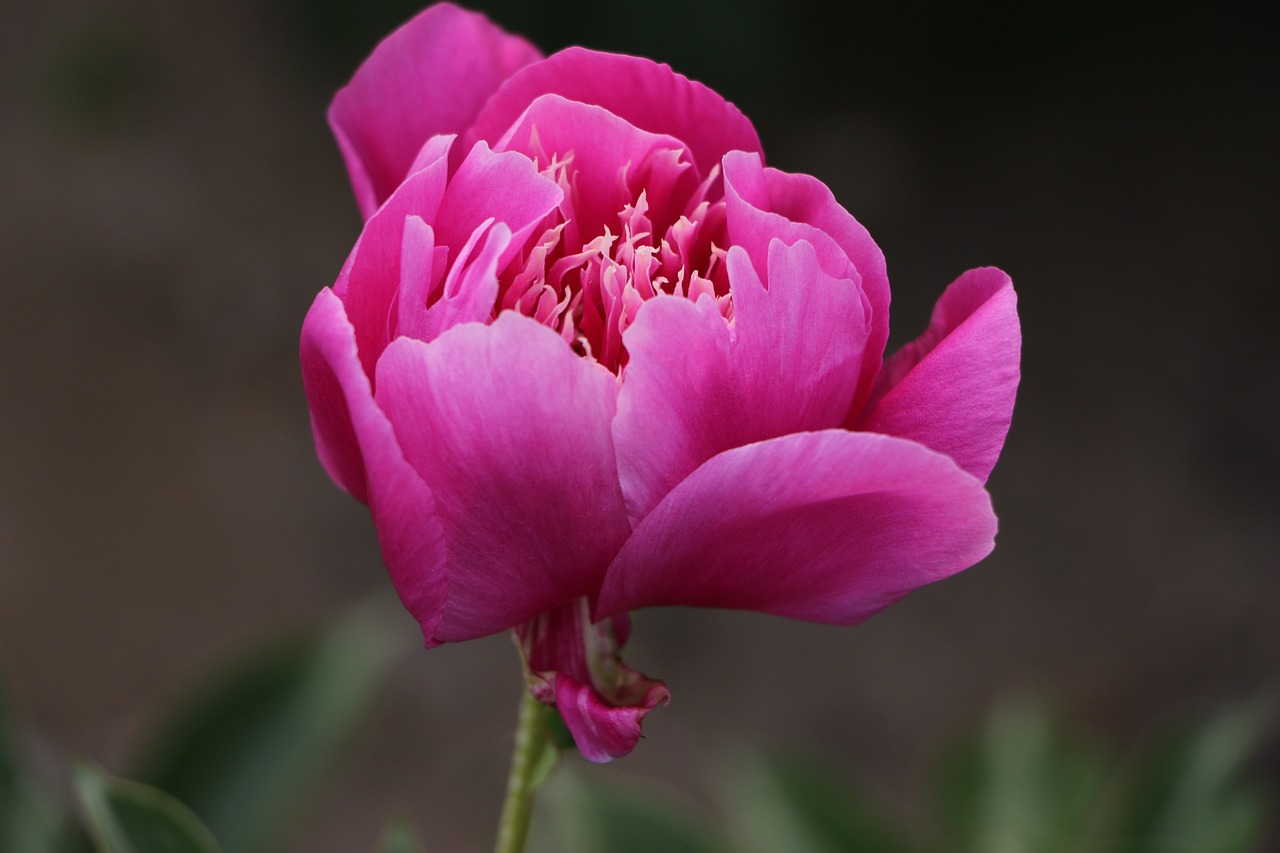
[614,239,865,521]
[494,95,696,242]
[299,290,447,638]
[433,140,563,271]
[859,268,1020,483]
[554,673,669,763]
[335,150,455,377]
[597,430,997,625]
[517,598,668,763]
[375,314,632,643]
[339,140,560,377]
[467,47,761,179]
[723,150,890,411]
[329,3,541,217]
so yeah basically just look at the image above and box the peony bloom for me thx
[301,3,1021,761]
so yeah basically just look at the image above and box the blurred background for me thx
[2,0,1276,849]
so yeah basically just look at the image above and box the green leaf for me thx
[74,763,221,853]
[134,596,410,853]
[931,698,1107,853]
[376,816,425,853]
[723,751,916,853]
[537,768,726,853]
[1110,690,1277,853]
[1,683,91,853]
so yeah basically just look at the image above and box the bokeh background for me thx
[2,0,1276,849]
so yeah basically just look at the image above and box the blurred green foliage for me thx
[2,616,1274,852]
[1,598,408,853]
[529,694,1276,853]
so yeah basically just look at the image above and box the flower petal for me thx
[335,148,454,378]
[299,289,447,638]
[329,3,541,217]
[596,430,997,625]
[723,150,890,411]
[433,140,563,271]
[466,47,761,180]
[859,267,1020,483]
[516,598,668,763]
[340,140,560,376]
[493,94,696,243]
[374,313,632,642]
[614,239,866,521]
[554,673,669,762]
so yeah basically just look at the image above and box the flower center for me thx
[495,150,733,373]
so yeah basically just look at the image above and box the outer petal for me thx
[596,430,997,625]
[466,47,761,179]
[614,240,865,521]
[723,150,890,411]
[329,3,542,217]
[299,289,447,638]
[375,314,632,643]
[859,267,1020,483]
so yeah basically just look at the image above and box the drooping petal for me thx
[493,94,696,243]
[328,3,541,217]
[299,289,447,638]
[374,313,632,642]
[614,240,865,521]
[466,47,761,180]
[858,267,1020,483]
[723,150,890,411]
[597,430,997,625]
[516,598,668,763]
[554,674,669,762]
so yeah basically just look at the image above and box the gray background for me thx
[2,1,1276,849]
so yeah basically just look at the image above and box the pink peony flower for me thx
[301,3,1021,761]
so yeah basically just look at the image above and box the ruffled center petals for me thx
[374,314,632,643]
[478,101,731,373]
[597,430,997,626]
[859,267,1020,483]
[329,3,541,218]
[516,598,669,762]
[466,46,762,180]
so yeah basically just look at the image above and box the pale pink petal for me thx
[614,240,865,521]
[723,150,890,411]
[329,3,541,217]
[466,47,761,179]
[859,267,1020,483]
[597,430,996,625]
[299,289,447,638]
[374,314,631,642]
[493,94,695,242]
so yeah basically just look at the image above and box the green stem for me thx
[493,687,552,853]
